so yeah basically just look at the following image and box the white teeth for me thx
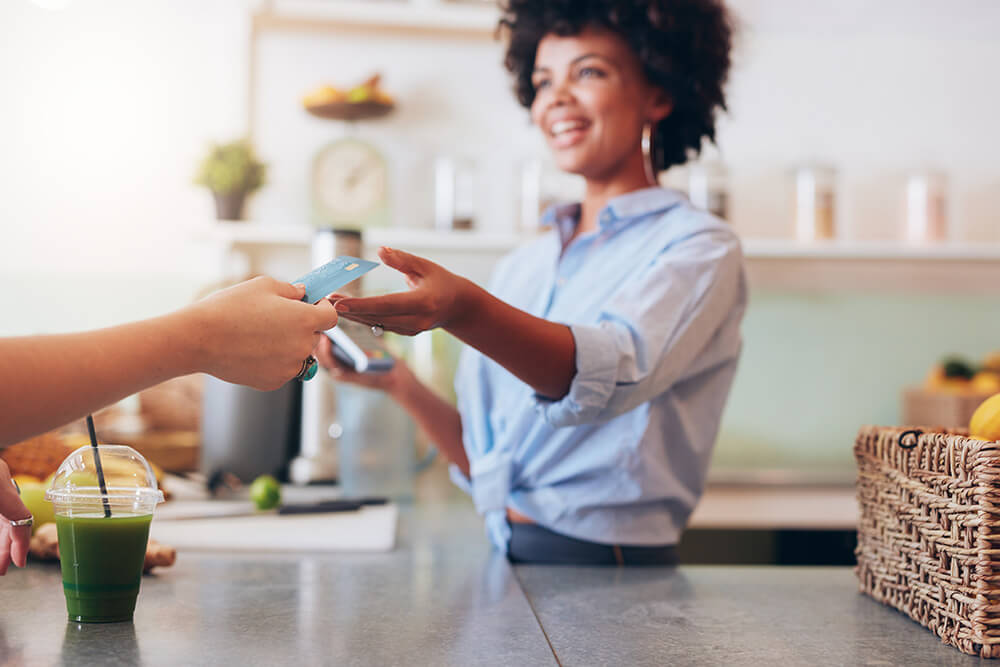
[551,120,586,136]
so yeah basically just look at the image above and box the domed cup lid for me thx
[45,445,164,511]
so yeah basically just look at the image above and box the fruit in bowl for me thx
[302,73,394,121]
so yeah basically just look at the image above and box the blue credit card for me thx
[293,256,379,304]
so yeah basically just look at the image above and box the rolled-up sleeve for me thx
[535,228,745,427]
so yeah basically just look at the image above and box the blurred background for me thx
[2,0,999,563]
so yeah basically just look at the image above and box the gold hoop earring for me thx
[641,122,657,185]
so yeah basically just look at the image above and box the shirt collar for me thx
[599,187,685,228]
[540,187,685,240]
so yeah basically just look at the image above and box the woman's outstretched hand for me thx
[329,247,476,336]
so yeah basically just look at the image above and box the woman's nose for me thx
[541,78,574,114]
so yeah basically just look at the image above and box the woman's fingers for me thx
[334,292,428,317]
[336,312,428,336]
[315,335,337,370]
[378,246,430,278]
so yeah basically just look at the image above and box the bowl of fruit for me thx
[303,74,395,122]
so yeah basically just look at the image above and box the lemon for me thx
[972,372,1000,395]
[249,475,281,511]
[969,393,1000,441]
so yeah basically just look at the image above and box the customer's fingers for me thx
[0,483,31,525]
[311,298,339,331]
[0,524,11,576]
[274,279,307,301]
[10,523,29,568]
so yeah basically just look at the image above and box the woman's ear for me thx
[647,88,673,123]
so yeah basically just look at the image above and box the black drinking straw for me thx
[86,415,112,518]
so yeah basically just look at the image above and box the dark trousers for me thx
[507,521,678,566]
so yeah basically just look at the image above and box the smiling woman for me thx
[320,0,744,566]
[505,0,733,177]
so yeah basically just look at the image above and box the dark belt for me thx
[507,521,678,566]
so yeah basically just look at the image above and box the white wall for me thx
[721,0,1000,242]
[2,0,999,335]
[0,0,256,334]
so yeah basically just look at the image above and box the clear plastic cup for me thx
[45,445,165,623]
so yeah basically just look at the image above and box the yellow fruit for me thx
[17,482,55,534]
[972,372,1000,395]
[924,364,946,389]
[983,351,1000,373]
[346,86,373,103]
[302,85,344,107]
[969,393,1000,441]
[11,474,41,487]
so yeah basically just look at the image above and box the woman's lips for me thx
[549,120,590,149]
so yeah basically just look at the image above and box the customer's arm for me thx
[0,276,339,448]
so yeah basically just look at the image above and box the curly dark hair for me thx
[499,0,734,172]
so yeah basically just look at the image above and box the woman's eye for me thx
[533,78,551,90]
[579,67,604,79]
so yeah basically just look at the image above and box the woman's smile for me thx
[548,116,592,149]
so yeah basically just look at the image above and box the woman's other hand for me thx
[314,335,412,397]
[181,276,339,391]
[0,460,31,575]
[330,247,476,336]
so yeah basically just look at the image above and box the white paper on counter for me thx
[149,503,397,553]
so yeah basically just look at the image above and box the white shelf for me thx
[206,222,523,253]
[208,223,1000,260]
[259,0,500,37]
[742,238,1000,293]
[742,238,1000,262]
[203,223,1000,292]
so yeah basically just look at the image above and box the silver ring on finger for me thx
[9,516,33,528]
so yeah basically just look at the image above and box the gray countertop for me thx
[515,565,989,667]
[0,504,555,667]
[0,502,991,666]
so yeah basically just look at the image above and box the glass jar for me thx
[518,157,585,233]
[686,161,729,220]
[434,155,478,231]
[904,170,948,243]
[792,164,837,241]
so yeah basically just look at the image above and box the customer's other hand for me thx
[0,460,31,575]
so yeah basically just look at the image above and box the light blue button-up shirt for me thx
[450,186,747,551]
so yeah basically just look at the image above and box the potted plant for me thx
[194,139,267,221]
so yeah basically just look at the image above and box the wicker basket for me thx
[855,425,1000,657]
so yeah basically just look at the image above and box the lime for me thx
[249,475,282,511]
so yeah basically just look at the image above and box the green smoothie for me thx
[55,513,152,623]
